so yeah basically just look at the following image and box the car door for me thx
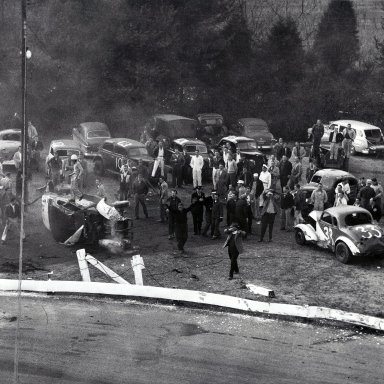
[318,211,337,249]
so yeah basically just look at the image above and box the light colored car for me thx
[72,122,111,159]
[295,206,384,263]
[45,139,82,175]
[0,129,21,169]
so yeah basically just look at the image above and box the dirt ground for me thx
[1,152,383,318]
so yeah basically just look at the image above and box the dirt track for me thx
[1,154,383,318]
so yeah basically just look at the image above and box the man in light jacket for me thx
[190,149,204,188]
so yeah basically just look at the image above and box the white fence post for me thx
[131,255,145,286]
[76,249,91,282]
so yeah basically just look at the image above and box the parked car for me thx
[313,143,346,170]
[295,206,384,263]
[72,122,111,159]
[301,169,358,207]
[93,138,155,176]
[0,128,21,141]
[0,129,20,169]
[196,113,228,144]
[214,136,267,173]
[168,138,210,179]
[145,114,198,141]
[231,118,276,150]
[45,139,82,175]
[308,120,384,156]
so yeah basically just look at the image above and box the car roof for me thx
[79,122,109,131]
[153,114,196,122]
[330,120,382,130]
[238,118,268,125]
[173,138,206,146]
[105,138,145,148]
[312,168,356,178]
[0,129,21,135]
[325,206,371,221]
[50,139,81,150]
[221,136,256,143]
[196,113,223,119]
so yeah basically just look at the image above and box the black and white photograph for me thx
[0,0,383,383]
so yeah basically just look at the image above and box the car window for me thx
[2,133,20,141]
[184,144,207,153]
[237,141,258,150]
[115,145,127,156]
[345,212,372,226]
[364,129,382,139]
[87,130,110,139]
[102,142,114,151]
[321,212,333,225]
[311,175,322,184]
[245,124,269,135]
[127,147,148,157]
[57,149,80,157]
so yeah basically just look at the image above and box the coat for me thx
[223,229,245,254]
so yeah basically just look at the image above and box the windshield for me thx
[87,130,111,139]
[364,129,382,139]
[310,175,334,189]
[185,144,207,153]
[57,149,80,157]
[237,141,258,150]
[127,147,148,157]
[345,212,372,226]
[245,124,269,134]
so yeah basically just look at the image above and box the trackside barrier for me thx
[0,279,383,331]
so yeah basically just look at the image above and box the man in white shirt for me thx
[259,164,271,208]
[13,146,22,171]
[226,154,237,187]
[190,150,204,188]
[151,140,165,177]
[222,147,229,164]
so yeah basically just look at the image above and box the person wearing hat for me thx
[269,160,280,190]
[358,179,376,210]
[235,193,248,235]
[170,148,185,188]
[236,179,246,197]
[168,202,192,253]
[259,189,280,242]
[250,173,264,222]
[190,186,205,235]
[190,149,204,188]
[166,189,181,239]
[259,164,271,208]
[223,222,246,280]
[47,151,63,187]
[211,191,223,239]
[69,154,83,201]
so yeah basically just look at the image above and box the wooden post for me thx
[76,249,91,282]
[131,255,145,286]
[85,254,129,284]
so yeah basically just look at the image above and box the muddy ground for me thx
[1,152,383,318]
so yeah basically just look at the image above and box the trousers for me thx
[152,157,164,177]
[260,213,276,241]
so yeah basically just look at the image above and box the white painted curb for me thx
[0,279,383,331]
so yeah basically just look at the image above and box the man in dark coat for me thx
[133,173,149,219]
[190,186,205,235]
[182,148,192,185]
[171,148,185,188]
[250,173,264,222]
[312,119,324,166]
[280,186,294,231]
[279,155,292,191]
[235,193,248,234]
[1,197,25,243]
[211,192,223,239]
[202,192,214,236]
[358,179,376,210]
[279,142,292,160]
[223,223,246,280]
[166,189,181,239]
[168,202,191,253]
[226,191,237,226]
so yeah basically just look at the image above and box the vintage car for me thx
[0,128,21,141]
[231,118,276,150]
[45,139,82,174]
[168,138,210,179]
[307,120,384,156]
[93,138,156,176]
[295,206,384,263]
[144,114,198,141]
[72,122,111,159]
[196,113,228,144]
[214,136,267,173]
[0,130,20,169]
[301,169,358,207]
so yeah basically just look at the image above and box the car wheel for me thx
[94,159,104,176]
[335,242,352,264]
[295,228,306,245]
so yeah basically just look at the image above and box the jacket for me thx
[5,202,21,219]
[280,192,294,209]
[212,200,223,219]
[329,131,343,143]
[223,229,246,254]
[260,192,280,216]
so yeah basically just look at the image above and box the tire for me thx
[94,159,104,176]
[335,242,352,264]
[295,228,306,245]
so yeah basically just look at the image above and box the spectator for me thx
[211,150,222,190]
[170,148,184,188]
[259,164,271,203]
[293,184,305,225]
[258,189,279,242]
[16,170,23,199]
[353,198,362,207]
[1,197,25,244]
[269,160,280,190]
[69,154,83,201]
[158,176,168,223]
[47,151,62,187]
[226,191,237,226]
[151,140,165,178]
[211,192,223,239]
[223,223,246,280]
[288,157,302,189]
[226,153,238,187]
[291,141,306,162]
[222,147,229,164]
[235,193,248,235]
[137,159,149,181]
[133,173,149,219]
[216,163,228,202]
[280,186,294,231]
[168,202,191,254]
[0,172,13,191]
[202,191,214,237]
[268,154,279,168]
[310,183,328,211]
[329,125,343,161]
[274,138,284,160]
[358,179,376,210]
[166,189,181,239]
[368,198,381,223]
[235,148,242,164]
[250,173,264,223]
[279,155,292,191]
[245,186,254,235]
[334,192,348,207]
[340,178,351,201]
[190,186,205,235]
[371,177,383,210]
[342,123,356,159]
[236,179,246,197]
[279,142,292,160]
[306,159,318,183]
[311,119,324,165]
[190,149,204,188]
[182,148,191,185]
[13,146,22,171]
[78,153,89,191]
